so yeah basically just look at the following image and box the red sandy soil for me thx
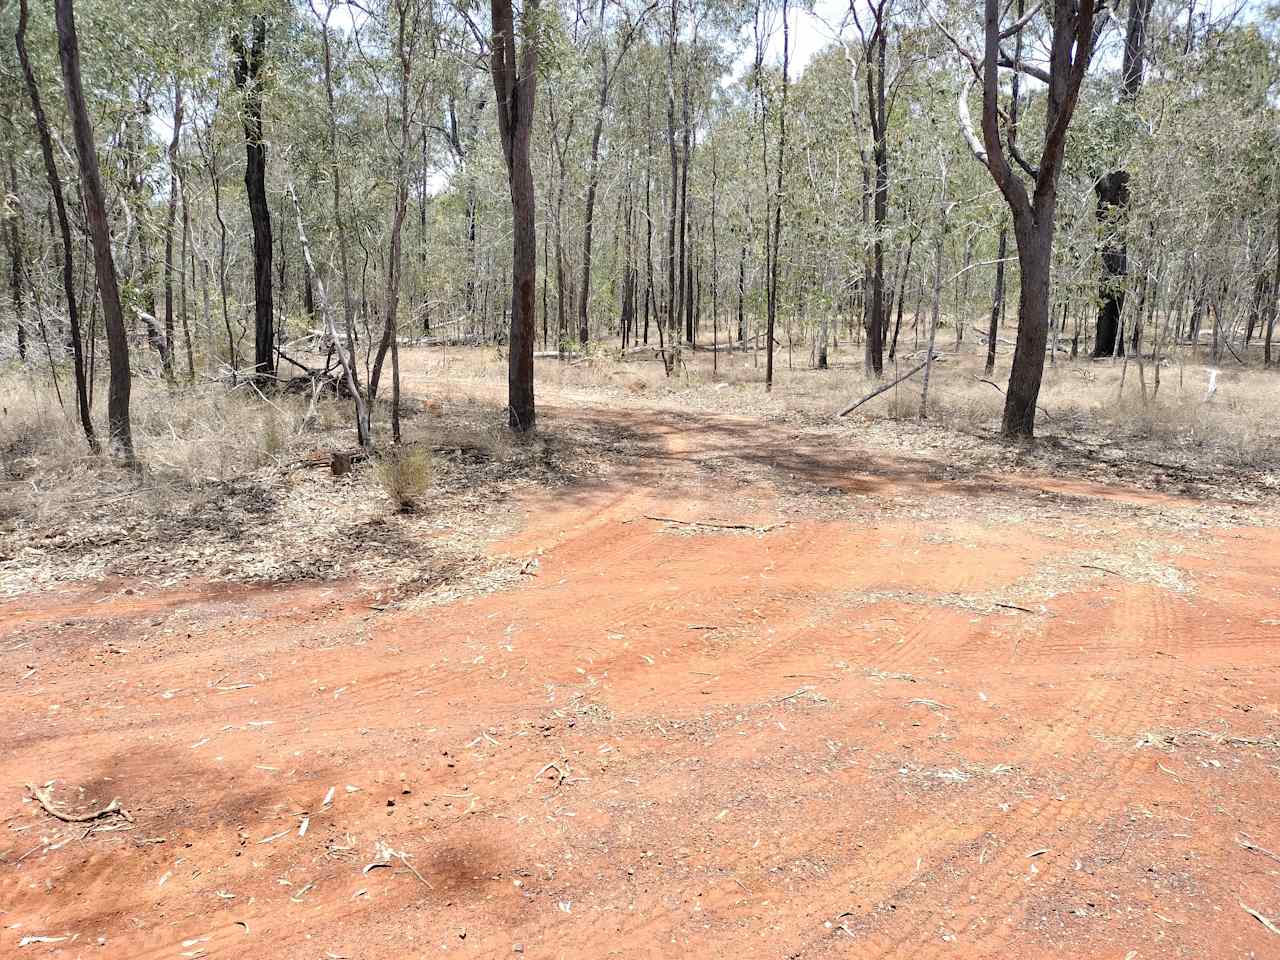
[2,403,1279,960]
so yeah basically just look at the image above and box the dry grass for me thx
[396,339,1277,472]
[0,335,1274,596]
[375,446,433,513]
[0,358,631,598]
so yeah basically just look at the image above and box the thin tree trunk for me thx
[920,185,949,419]
[765,0,788,391]
[16,0,97,450]
[985,224,1007,376]
[54,0,133,462]
[288,184,369,444]
[315,0,366,442]
[162,75,184,383]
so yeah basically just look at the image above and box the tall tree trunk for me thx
[665,0,680,340]
[865,19,888,378]
[678,60,693,344]
[765,0,788,391]
[315,1,367,444]
[18,0,98,448]
[1267,192,1279,367]
[162,76,184,383]
[54,0,132,462]
[490,0,539,432]
[5,153,28,364]
[971,0,1096,439]
[1091,0,1151,357]
[233,16,275,383]
[179,163,195,380]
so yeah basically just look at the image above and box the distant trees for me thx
[1,0,1277,462]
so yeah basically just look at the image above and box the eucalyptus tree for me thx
[15,0,96,450]
[490,0,540,431]
[53,0,133,462]
[231,16,274,382]
[950,0,1099,439]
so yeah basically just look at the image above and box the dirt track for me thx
[2,400,1279,959]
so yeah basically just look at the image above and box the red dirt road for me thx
[2,405,1279,959]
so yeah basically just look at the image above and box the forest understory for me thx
[1,345,1278,959]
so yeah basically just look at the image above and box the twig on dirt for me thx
[1237,834,1280,865]
[1081,563,1127,578]
[1156,762,1197,784]
[778,687,828,704]
[364,840,433,889]
[535,760,568,787]
[866,669,917,683]
[995,602,1036,614]
[397,854,433,889]
[1241,903,1280,936]
[907,698,953,712]
[25,783,132,824]
[642,515,786,534]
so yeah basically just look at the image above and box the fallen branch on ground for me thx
[642,515,786,534]
[1238,835,1280,865]
[836,357,931,417]
[995,602,1036,614]
[26,783,132,824]
[1080,563,1126,578]
[1242,903,1280,936]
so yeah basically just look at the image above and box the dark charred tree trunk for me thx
[665,0,680,340]
[765,0,789,390]
[233,17,274,383]
[1091,0,1150,357]
[5,153,28,363]
[863,8,889,378]
[490,0,539,432]
[55,0,133,462]
[985,224,1008,376]
[1092,169,1129,356]
[737,242,745,343]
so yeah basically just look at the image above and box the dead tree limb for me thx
[26,783,132,823]
[836,356,932,417]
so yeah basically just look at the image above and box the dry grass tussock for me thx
[0,370,625,598]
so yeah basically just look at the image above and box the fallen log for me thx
[836,356,932,417]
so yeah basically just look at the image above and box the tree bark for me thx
[232,16,275,383]
[16,0,97,451]
[55,0,133,462]
[313,0,367,443]
[1267,191,1279,367]
[985,224,1007,376]
[162,75,184,384]
[490,0,539,432]
[972,0,1096,439]
[1091,0,1150,357]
